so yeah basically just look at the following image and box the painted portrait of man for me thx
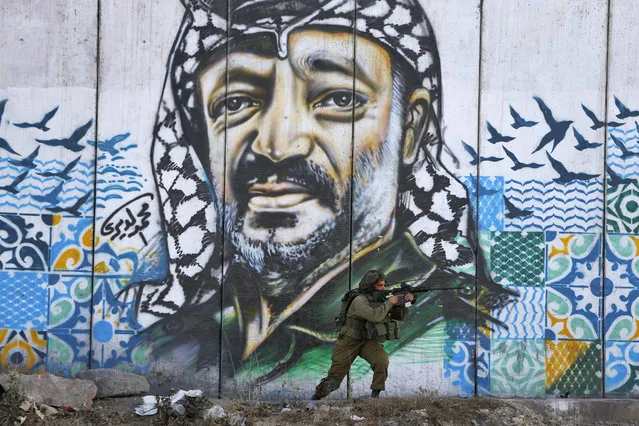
[131,0,515,394]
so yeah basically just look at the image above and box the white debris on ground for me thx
[203,404,225,420]
[134,389,203,416]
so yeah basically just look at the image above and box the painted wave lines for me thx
[493,287,544,339]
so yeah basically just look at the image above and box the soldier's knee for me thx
[370,357,389,371]
[374,350,389,368]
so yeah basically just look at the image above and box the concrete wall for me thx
[1,0,638,399]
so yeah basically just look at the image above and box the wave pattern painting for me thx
[504,179,604,232]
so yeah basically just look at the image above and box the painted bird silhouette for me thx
[0,171,30,194]
[607,166,633,186]
[0,137,19,155]
[32,181,65,205]
[610,133,639,159]
[35,119,92,152]
[504,196,533,219]
[532,97,573,153]
[479,184,501,196]
[0,99,7,123]
[573,128,602,151]
[37,156,81,181]
[614,97,639,119]
[546,152,599,183]
[502,146,543,171]
[87,132,130,155]
[509,106,538,128]
[45,191,92,217]
[581,104,623,130]
[13,106,59,131]
[486,121,515,144]
[461,140,503,165]
[8,146,40,169]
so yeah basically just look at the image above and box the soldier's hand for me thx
[405,292,415,302]
[389,295,400,305]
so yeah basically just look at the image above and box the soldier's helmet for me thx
[358,270,386,293]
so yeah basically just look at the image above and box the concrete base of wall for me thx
[510,398,639,424]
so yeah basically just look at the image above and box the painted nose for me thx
[253,105,314,162]
[252,67,313,162]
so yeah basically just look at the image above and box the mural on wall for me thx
[4,0,639,399]
[127,0,515,394]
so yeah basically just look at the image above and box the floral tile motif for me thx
[490,339,545,396]
[607,181,639,234]
[546,340,602,397]
[605,287,639,341]
[0,213,50,271]
[476,329,491,396]
[490,232,545,286]
[605,341,639,396]
[48,274,92,331]
[50,217,94,272]
[546,286,601,340]
[46,274,97,377]
[443,339,474,397]
[0,271,48,330]
[0,329,47,374]
[493,286,545,339]
[90,277,146,371]
[93,239,142,276]
[606,234,639,288]
[46,331,90,378]
[546,232,601,286]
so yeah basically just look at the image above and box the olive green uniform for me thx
[315,279,411,398]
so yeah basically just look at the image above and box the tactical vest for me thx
[340,293,401,341]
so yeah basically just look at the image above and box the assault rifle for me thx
[374,282,464,308]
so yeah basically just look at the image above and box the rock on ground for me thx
[76,369,150,398]
[0,373,97,410]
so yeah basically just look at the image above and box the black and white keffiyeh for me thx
[138,0,486,327]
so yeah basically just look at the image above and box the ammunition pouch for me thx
[384,320,400,340]
[364,320,400,341]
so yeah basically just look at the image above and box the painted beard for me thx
[224,152,352,289]
[221,90,405,293]
[224,144,402,293]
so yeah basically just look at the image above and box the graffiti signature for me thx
[101,193,153,245]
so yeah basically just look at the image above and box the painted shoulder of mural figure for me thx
[131,0,518,389]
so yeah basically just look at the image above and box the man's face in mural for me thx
[198,29,425,275]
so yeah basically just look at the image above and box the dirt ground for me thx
[4,392,639,425]
[5,394,632,426]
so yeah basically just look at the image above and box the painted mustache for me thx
[231,150,339,212]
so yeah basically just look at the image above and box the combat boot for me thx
[312,377,339,400]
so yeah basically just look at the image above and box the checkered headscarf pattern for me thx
[140,0,479,325]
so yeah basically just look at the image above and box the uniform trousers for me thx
[326,334,389,390]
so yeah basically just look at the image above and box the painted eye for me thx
[313,90,367,110]
[210,95,261,119]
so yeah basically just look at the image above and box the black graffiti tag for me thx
[101,193,154,245]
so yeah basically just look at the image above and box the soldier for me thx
[313,271,415,400]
